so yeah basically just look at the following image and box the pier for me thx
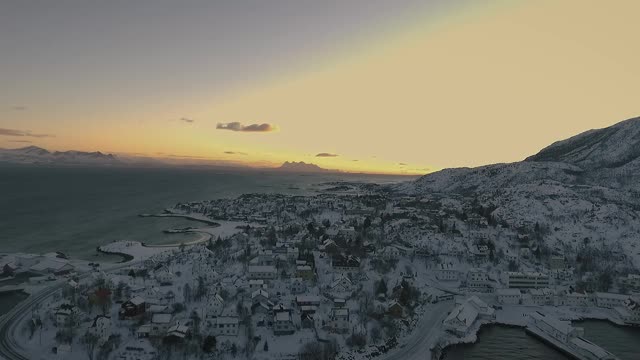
[526,312,619,360]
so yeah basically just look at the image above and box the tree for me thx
[375,279,387,296]
[263,341,269,351]
[202,335,217,353]
[82,332,99,360]
[92,288,112,315]
[183,283,192,303]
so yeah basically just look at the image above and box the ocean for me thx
[444,321,640,360]
[0,165,411,259]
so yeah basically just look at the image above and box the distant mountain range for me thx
[276,161,331,173]
[0,146,120,166]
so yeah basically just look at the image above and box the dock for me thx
[526,312,619,360]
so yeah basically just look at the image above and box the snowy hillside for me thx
[396,116,640,267]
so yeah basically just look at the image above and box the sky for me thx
[1,0,639,175]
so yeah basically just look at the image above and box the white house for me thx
[249,279,266,291]
[506,272,549,289]
[467,268,489,289]
[436,263,458,281]
[150,313,172,337]
[207,293,225,316]
[594,292,629,309]
[496,288,521,305]
[248,265,277,280]
[330,275,353,294]
[329,308,350,334]
[273,305,295,335]
[443,296,491,336]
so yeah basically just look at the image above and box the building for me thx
[329,308,350,334]
[249,279,266,290]
[497,288,522,304]
[443,296,494,336]
[208,316,239,336]
[549,256,566,270]
[332,254,360,272]
[30,258,74,275]
[529,288,554,306]
[506,272,549,289]
[436,263,458,281]
[467,268,489,289]
[330,275,353,294]
[619,274,640,292]
[594,292,629,309]
[296,295,321,308]
[207,293,225,316]
[248,265,277,280]
[120,296,146,319]
[273,305,295,335]
[296,265,314,280]
[528,312,580,343]
[150,313,172,337]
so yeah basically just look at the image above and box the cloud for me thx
[352,159,359,162]
[398,163,408,166]
[216,122,276,132]
[316,153,339,157]
[224,151,248,155]
[10,140,32,143]
[11,106,27,111]
[180,117,195,124]
[0,128,54,138]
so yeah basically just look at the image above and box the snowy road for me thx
[380,301,453,360]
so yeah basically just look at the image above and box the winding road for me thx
[380,300,453,360]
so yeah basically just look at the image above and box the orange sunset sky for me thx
[1,0,639,174]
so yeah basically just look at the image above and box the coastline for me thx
[96,246,134,263]
[139,211,221,227]
[437,307,635,360]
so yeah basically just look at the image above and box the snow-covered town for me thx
[2,181,640,360]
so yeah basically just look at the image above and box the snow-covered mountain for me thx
[397,117,640,267]
[0,146,121,166]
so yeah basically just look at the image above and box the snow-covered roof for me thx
[496,288,522,296]
[152,313,172,324]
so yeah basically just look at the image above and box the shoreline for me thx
[437,312,638,360]
[139,211,221,227]
[96,246,135,263]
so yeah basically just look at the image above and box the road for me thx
[380,301,453,360]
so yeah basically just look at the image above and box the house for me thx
[594,292,629,309]
[379,246,400,260]
[615,296,640,324]
[165,324,190,342]
[88,315,111,344]
[619,274,640,292]
[207,293,225,316]
[296,295,321,308]
[436,263,458,281]
[330,275,353,294]
[387,301,404,318]
[210,315,239,336]
[329,308,350,334]
[331,254,360,272]
[273,304,295,335]
[467,268,489,289]
[55,304,79,327]
[251,289,270,305]
[155,271,174,286]
[248,265,277,280]
[549,256,565,270]
[496,288,521,305]
[30,258,74,275]
[557,292,590,307]
[528,312,580,344]
[150,313,172,337]
[443,301,479,336]
[116,339,158,360]
[296,265,314,280]
[120,296,146,319]
[290,278,307,294]
[506,272,549,289]
[529,288,554,306]
[249,279,266,290]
